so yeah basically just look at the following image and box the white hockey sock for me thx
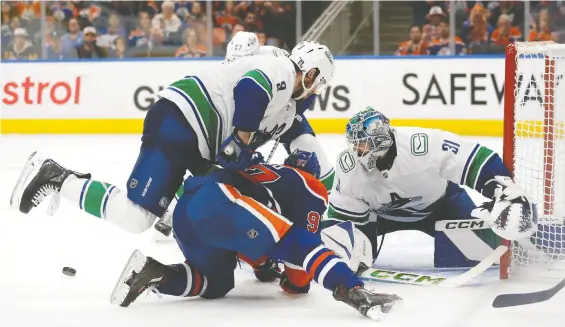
[61,176,156,233]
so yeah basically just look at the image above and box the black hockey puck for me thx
[62,267,76,277]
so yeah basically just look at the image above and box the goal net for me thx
[502,42,565,279]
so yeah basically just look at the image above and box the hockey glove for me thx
[217,132,264,170]
[279,266,311,294]
[283,149,320,179]
[252,258,281,282]
[485,176,528,202]
[479,175,531,212]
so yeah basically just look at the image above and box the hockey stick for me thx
[358,245,508,288]
[266,139,280,163]
[435,218,490,232]
[492,276,565,308]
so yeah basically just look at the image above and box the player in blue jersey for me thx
[110,150,401,319]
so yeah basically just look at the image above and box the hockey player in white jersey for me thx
[150,34,336,237]
[223,31,335,191]
[324,107,535,268]
[10,40,336,235]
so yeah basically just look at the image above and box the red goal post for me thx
[502,41,565,279]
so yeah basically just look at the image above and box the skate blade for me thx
[110,249,147,307]
[10,151,45,212]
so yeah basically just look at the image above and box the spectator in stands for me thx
[243,11,265,45]
[550,2,565,43]
[175,27,207,57]
[75,26,107,59]
[3,27,38,60]
[261,1,285,47]
[490,14,522,47]
[411,1,447,27]
[529,11,554,42]
[128,11,153,50]
[216,1,241,31]
[1,16,21,47]
[487,1,524,29]
[46,30,66,60]
[60,18,84,58]
[231,23,245,37]
[111,37,127,59]
[97,12,127,48]
[1,2,14,23]
[152,1,182,44]
[460,4,494,52]
[184,1,208,44]
[428,21,466,56]
[422,6,445,43]
[395,25,427,56]
[77,2,103,30]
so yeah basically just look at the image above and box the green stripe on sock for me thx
[465,146,494,189]
[83,181,111,218]
[170,78,221,155]
[242,69,273,100]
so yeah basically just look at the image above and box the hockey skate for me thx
[10,151,90,215]
[111,249,171,307]
[333,285,402,320]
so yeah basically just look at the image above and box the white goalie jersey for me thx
[327,126,497,225]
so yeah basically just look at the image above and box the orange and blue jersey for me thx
[185,164,327,232]
[128,28,151,48]
[529,29,552,42]
[427,36,467,56]
[167,163,360,297]
[395,40,428,56]
[490,27,522,46]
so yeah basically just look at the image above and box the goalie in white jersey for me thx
[324,107,535,268]
[10,39,336,235]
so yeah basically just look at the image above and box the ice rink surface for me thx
[1,134,563,327]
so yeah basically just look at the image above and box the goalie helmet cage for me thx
[502,41,565,279]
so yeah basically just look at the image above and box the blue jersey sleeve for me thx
[280,114,315,153]
[233,69,273,132]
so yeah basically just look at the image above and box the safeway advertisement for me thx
[1,57,557,121]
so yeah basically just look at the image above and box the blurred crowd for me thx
[3,1,564,61]
[396,1,564,56]
[1,0,297,60]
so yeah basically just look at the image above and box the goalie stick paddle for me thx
[358,245,508,288]
[492,276,565,308]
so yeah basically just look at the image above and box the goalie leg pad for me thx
[432,183,499,268]
[321,221,373,272]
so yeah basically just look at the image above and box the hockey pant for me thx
[60,98,211,233]
[155,180,362,299]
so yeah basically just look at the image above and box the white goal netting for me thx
[508,42,565,277]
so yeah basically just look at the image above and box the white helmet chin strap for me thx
[292,73,313,100]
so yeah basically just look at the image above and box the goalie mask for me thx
[346,107,394,172]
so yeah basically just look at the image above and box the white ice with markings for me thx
[0,134,563,327]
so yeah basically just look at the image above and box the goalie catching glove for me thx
[478,176,535,241]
